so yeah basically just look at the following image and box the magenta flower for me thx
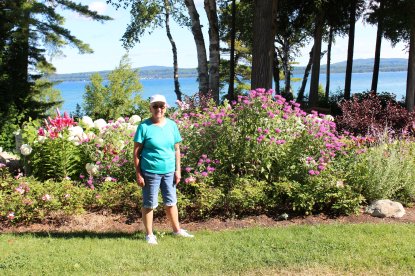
[201,171,208,177]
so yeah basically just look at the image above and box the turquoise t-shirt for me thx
[134,118,182,174]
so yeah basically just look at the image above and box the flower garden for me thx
[1,89,415,224]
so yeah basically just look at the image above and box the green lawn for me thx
[1,223,414,275]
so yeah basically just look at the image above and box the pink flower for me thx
[201,171,208,177]
[185,176,196,184]
[185,167,192,173]
[15,187,25,195]
[42,194,52,201]
[7,212,15,220]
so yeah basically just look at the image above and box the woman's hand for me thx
[136,172,145,187]
[174,171,181,185]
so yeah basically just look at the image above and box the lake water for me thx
[57,71,408,113]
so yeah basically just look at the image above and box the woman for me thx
[133,94,193,244]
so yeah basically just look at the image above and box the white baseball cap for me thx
[150,94,167,104]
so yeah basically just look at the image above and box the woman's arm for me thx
[174,143,181,184]
[134,142,145,187]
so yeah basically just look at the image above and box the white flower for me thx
[85,163,99,176]
[104,176,113,182]
[86,132,96,140]
[94,119,107,130]
[81,116,94,128]
[114,140,125,150]
[68,126,84,138]
[20,144,32,156]
[7,212,15,220]
[0,147,2,153]
[42,194,52,201]
[13,129,21,135]
[37,136,47,144]
[95,138,104,145]
[129,115,142,124]
[116,117,126,123]
[324,115,334,122]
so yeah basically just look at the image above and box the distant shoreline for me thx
[49,58,408,82]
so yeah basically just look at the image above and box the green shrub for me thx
[347,140,415,204]
[227,177,268,216]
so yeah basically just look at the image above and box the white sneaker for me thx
[145,234,158,245]
[173,229,194,238]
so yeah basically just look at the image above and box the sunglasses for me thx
[152,104,166,109]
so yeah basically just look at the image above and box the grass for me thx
[1,223,415,275]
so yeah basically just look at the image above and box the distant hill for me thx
[48,58,407,82]
[292,58,408,74]
[48,66,198,82]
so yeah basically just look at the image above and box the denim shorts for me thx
[141,170,177,209]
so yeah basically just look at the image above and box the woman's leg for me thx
[142,207,154,235]
[165,205,180,232]
[160,172,180,232]
[141,171,161,236]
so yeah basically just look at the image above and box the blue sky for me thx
[52,0,408,74]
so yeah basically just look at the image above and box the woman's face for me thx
[150,101,166,119]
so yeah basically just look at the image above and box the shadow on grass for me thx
[7,231,145,240]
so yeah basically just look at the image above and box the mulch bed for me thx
[1,206,414,234]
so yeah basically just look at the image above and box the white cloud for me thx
[89,1,108,15]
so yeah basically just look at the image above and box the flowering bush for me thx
[169,89,368,215]
[20,110,141,187]
[0,172,141,224]
[174,89,349,184]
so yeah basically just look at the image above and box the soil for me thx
[1,207,415,234]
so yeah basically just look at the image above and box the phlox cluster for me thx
[174,88,357,181]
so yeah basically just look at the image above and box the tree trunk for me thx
[251,0,278,90]
[297,45,314,103]
[344,0,357,100]
[273,49,280,94]
[309,13,323,108]
[184,0,209,97]
[9,4,30,112]
[371,0,384,93]
[283,37,291,97]
[227,0,236,102]
[164,0,181,101]
[204,0,220,104]
[406,14,415,112]
[325,26,333,101]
